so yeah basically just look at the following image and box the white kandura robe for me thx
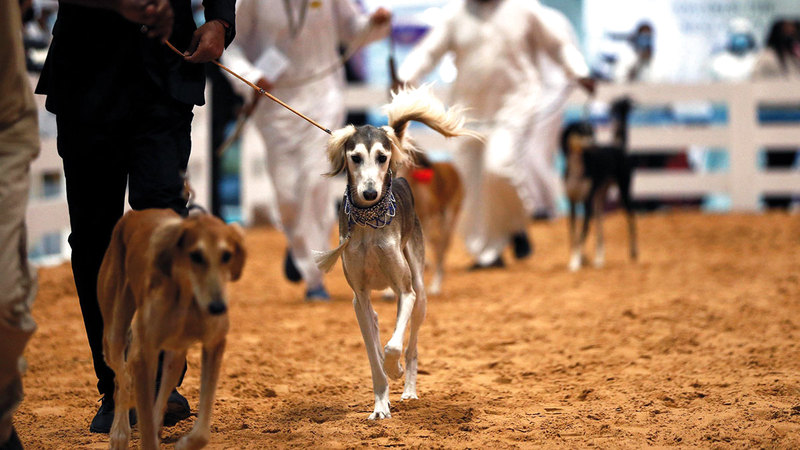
[399,0,588,265]
[222,0,388,289]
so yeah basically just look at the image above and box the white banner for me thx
[584,0,800,82]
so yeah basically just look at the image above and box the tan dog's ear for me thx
[324,125,357,176]
[151,219,186,277]
[227,223,247,281]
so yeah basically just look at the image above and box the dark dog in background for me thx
[561,98,637,271]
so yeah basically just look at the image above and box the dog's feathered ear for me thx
[226,223,246,281]
[151,219,186,277]
[381,125,415,172]
[324,125,357,176]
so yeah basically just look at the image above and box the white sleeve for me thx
[333,0,390,47]
[527,2,589,80]
[398,16,454,84]
[219,0,268,98]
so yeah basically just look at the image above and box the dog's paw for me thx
[176,432,209,450]
[594,255,605,268]
[568,256,581,272]
[109,433,129,450]
[383,344,404,380]
[368,408,391,420]
[401,391,418,401]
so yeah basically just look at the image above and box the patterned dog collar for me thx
[344,176,397,229]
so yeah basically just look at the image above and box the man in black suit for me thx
[35,0,235,434]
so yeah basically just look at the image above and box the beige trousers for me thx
[0,106,39,444]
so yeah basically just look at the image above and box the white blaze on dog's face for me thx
[347,139,391,206]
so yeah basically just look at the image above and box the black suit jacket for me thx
[35,0,235,122]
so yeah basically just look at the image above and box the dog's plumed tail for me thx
[314,234,351,273]
[383,85,482,148]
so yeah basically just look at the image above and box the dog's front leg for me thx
[153,350,187,435]
[108,359,131,450]
[177,338,226,450]
[353,293,390,419]
[568,202,581,272]
[380,248,416,382]
[130,344,160,450]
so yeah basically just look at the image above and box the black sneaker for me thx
[511,231,533,259]
[0,426,23,450]
[163,389,191,427]
[283,249,302,283]
[89,395,137,434]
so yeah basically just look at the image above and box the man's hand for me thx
[116,0,173,41]
[369,7,391,27]
[250,77,273,106]
[578,77,596,95]
[184,20,227,63]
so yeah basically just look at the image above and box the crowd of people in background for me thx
[3,0,800,448]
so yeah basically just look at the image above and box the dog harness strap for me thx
[344,176,397,229]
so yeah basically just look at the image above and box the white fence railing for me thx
[26,80,800,261]
[341,81,800,212]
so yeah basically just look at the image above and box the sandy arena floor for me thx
[14,211,800,448]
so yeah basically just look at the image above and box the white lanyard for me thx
[283,0,310,38]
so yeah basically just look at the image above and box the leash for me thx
[163,40,332,135]
[211,22,383,156]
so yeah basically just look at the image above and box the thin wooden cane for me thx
[164,40,332,135]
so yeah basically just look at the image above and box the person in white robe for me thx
[398,0,592,268]
[222,0,390,300]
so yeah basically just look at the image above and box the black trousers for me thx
[57,80,192,397]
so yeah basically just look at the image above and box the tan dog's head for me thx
[152,215,246,316]
[325,124,410,207]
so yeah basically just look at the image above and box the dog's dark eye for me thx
[351,155,362,164]
[377,154,388,164]
[221,251,232,264]
[189,251,206,265]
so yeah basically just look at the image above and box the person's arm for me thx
[202,0,235,47]
[398,17,453,85]
[526,2,593,92]
[219,0,276,101]
[59,0,174,41]
[182,0,234,63]
[333,0,391,47]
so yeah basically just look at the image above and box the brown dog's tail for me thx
[383,85,482,148]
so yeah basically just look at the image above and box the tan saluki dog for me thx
[316,86,479,419]
[399,154,464,295]
[98,209,245,449]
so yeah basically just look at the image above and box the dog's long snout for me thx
[363,188,378,201]
[208,299,227,315]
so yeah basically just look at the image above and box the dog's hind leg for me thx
[153,350,187,435]
[427,213,445,296]
[593,190,606,268]
[618,172,638,261]
[177,339,226,450]
[353,293,391,419]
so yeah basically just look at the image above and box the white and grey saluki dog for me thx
[316,86,478,419]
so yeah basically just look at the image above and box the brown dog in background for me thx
[400,152,464,295]
[98,209,245,450]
